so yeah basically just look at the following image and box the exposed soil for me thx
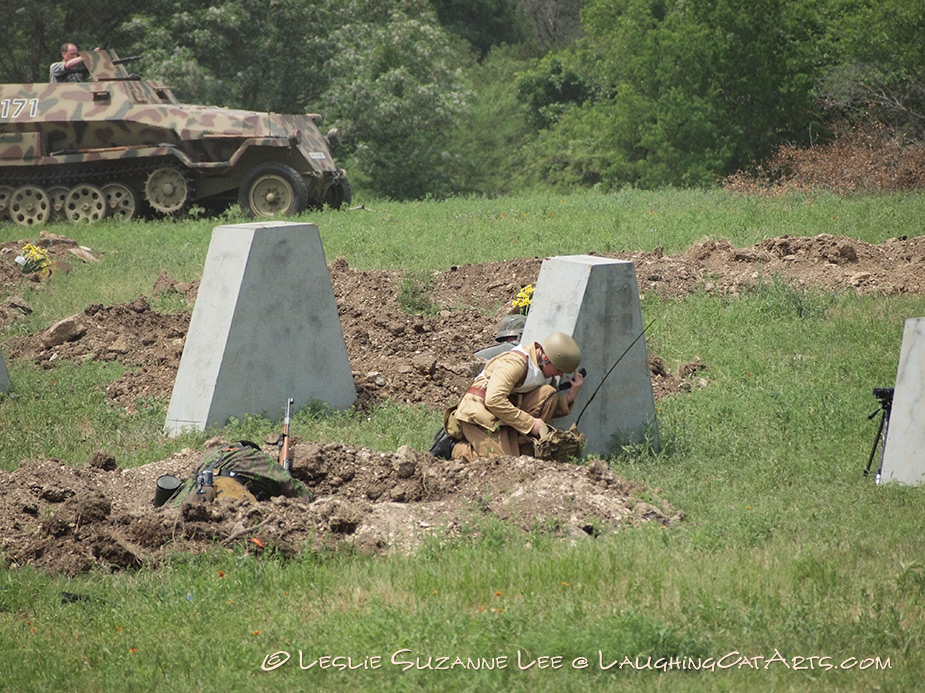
[2,228,924,575]
[0,443,678,576]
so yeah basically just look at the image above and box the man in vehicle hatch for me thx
[50,43,89,83]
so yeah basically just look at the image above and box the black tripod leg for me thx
[864,409,886,477]
[874,408,891,484]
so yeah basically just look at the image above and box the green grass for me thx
[0,359,181,467]
[314,188,925,269]
[2,188,925,691]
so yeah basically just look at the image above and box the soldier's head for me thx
[537,332,581,376]
[495,314,526,343]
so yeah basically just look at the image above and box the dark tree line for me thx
[2,0,922,198]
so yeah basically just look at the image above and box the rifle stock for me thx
[278,397,294,472]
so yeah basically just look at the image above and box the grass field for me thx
[1,188,924,692]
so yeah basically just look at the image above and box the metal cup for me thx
[153,474,181,507]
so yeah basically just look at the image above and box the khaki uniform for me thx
[452,343,573,461]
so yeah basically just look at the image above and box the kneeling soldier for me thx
[451,332,584,461]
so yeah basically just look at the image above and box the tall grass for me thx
[1,188,925,691]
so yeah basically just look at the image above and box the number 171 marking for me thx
[1,98,40,119]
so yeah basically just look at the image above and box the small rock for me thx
[5,295,32,314]
[69,246,98,263]
[89,450,119,472]
[393,445,417,478]
[41,315,87,348]
[40,485,73,503]
[412,352,437,376]
[107,334,133,354]
[587,459,615,483]
[837,244,858,262]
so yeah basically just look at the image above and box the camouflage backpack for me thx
[168,442,308,506]
[533,424,587,463]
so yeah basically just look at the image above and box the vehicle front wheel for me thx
[239,163,309,219]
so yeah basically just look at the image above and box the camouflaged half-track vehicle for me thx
[0,49,350,226]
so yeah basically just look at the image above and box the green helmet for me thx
[495,314,526,342]
[539,332,581,373]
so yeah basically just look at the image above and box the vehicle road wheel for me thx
[239,163,309,218]
[64,184,107,223]
[0,185,14,219]
[145,167,191,215]
[324,172,352,210]
[47,186,69,221]
[101,183,137,220]
[9,186,51,227]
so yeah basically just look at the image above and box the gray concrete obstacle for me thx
[520,255,658,457]
[0,350,9,393]
[164,222,356,437]
[879,317,925,485]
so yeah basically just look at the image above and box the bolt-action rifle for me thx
[278,397,294,472]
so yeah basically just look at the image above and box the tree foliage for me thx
[518,0,826,188]
[0,0,136,81]
[818,0,925,139]
[428,0,527,56]
[445,45,539,194]
[113,0,333,113]
[516,54,595,128]
[517,0,585,49]
[320,0,472,199]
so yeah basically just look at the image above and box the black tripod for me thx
[864,387,894,484]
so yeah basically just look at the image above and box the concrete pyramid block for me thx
[880,317,925,484]
[164,222,355,437]
[521,255,658,456]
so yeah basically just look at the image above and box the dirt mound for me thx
[1,237,694,410]
[6,232,924,413]
[0,441,679,575]
[674,234,925,296]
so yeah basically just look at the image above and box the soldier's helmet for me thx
[538,332,581,373]
[495,314,526,342]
